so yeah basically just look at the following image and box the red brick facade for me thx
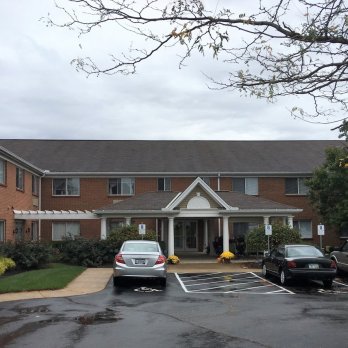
[0,159,342,247]
[0,161,39,242]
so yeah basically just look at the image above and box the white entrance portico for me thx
[14,178,302,256]
[95,177,302,256]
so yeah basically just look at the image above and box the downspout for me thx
[38,169,49,241]
[217,173,221,236]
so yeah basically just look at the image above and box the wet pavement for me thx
[1,272,348,347]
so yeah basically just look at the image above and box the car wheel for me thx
[113,276,119,287]
[262,264,269,278]
[280,269,287,285]
[159,277,167,287]
[323,279,333,288]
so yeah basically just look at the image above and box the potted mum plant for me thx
[167,255,180,264]
[217,251,235,263]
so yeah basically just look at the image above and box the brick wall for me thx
[0,161,39,241]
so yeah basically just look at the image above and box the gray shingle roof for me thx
[95,191,298,212]
[216,191,298,210]
[97,192,178,211]
[0,139,343,175]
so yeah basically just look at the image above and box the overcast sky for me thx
[0,0,342,140]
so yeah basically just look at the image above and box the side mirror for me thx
[263,250,270,257]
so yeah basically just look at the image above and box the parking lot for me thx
[175,271,348,295]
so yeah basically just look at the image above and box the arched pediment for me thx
[187,193,211,209]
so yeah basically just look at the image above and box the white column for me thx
[222,216,229,252]
[161,219,165,241]
[168,217,175,256]
[125,217,131,226]
[263,216,270,225]
[204,219,209,251]
[288,216,294,228]
[100,218,107,240]
[282,217,287,226]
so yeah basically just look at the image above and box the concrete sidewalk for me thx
[0,261,261,303]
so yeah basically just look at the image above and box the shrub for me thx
[107,225,158,249]
[53,225,160,267]
[246,224,302,254]
[0,242,51,271]
[0,257,16,276]
[54,238,119,267]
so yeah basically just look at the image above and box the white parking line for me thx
[333,280,348,287]
[175,272,294,295]
[251,272,295,294]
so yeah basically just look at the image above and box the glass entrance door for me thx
[174,221,198,251]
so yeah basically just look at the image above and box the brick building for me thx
[0,139,345,255]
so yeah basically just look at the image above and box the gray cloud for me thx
[0,0,341,141]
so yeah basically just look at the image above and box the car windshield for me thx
[286,246,323,258]
[122,242,159,253]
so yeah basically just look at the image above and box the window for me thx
[158,177,171,191]
[0,159,5,185]
[285,178,309,195]
[340,224,348,238]
[108,178,135,195]
[16,167,24,190]
[32,175,39,195]
[0,221,4,242]
[31,221,38,241]
[293,220,312,239]
[52,222,80,241]
[53,178,80,196]
[232,177,258,195]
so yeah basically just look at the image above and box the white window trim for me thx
[108,178,135,196]
[0,220,4,242]
[294,220,313,239]
[52,178,80,196]
[158,177,171,191]
[232,177,258,196]
[0,159,5,185]
[16,167,24,191]
[285,177,309,195]
[52,221,80,241]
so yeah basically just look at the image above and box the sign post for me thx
[317,224,325,251]
[138,223,146,240]
[265,224,272,254]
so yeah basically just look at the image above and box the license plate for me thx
[135,259,146,265]
[308,264,319,269]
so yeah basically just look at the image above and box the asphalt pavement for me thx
[0,260,261,302]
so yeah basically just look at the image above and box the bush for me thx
[53,238,119,267]
[52,225,161,267]
[0,241,51,271]
[0,257,16,275]
[107,225,158,249]
[246,224,302,254]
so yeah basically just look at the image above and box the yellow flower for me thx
[167,255,180,264]
[219,251,235,260]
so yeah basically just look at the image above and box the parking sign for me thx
[317,224,325,236]
[138,224,146,235]
[265,224,272,235]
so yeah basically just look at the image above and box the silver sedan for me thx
[113,240,167,286]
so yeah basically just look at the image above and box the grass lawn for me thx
[0,263,86,293]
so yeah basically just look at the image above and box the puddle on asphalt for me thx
[75,309,122,325]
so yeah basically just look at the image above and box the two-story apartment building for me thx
[0,139,345,255]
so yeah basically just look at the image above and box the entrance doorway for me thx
[174,220,198,251]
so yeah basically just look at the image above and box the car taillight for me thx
[287,260,297,268]
[330,260,337,269]
[115,254,125,264]
[155,255,166,265]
